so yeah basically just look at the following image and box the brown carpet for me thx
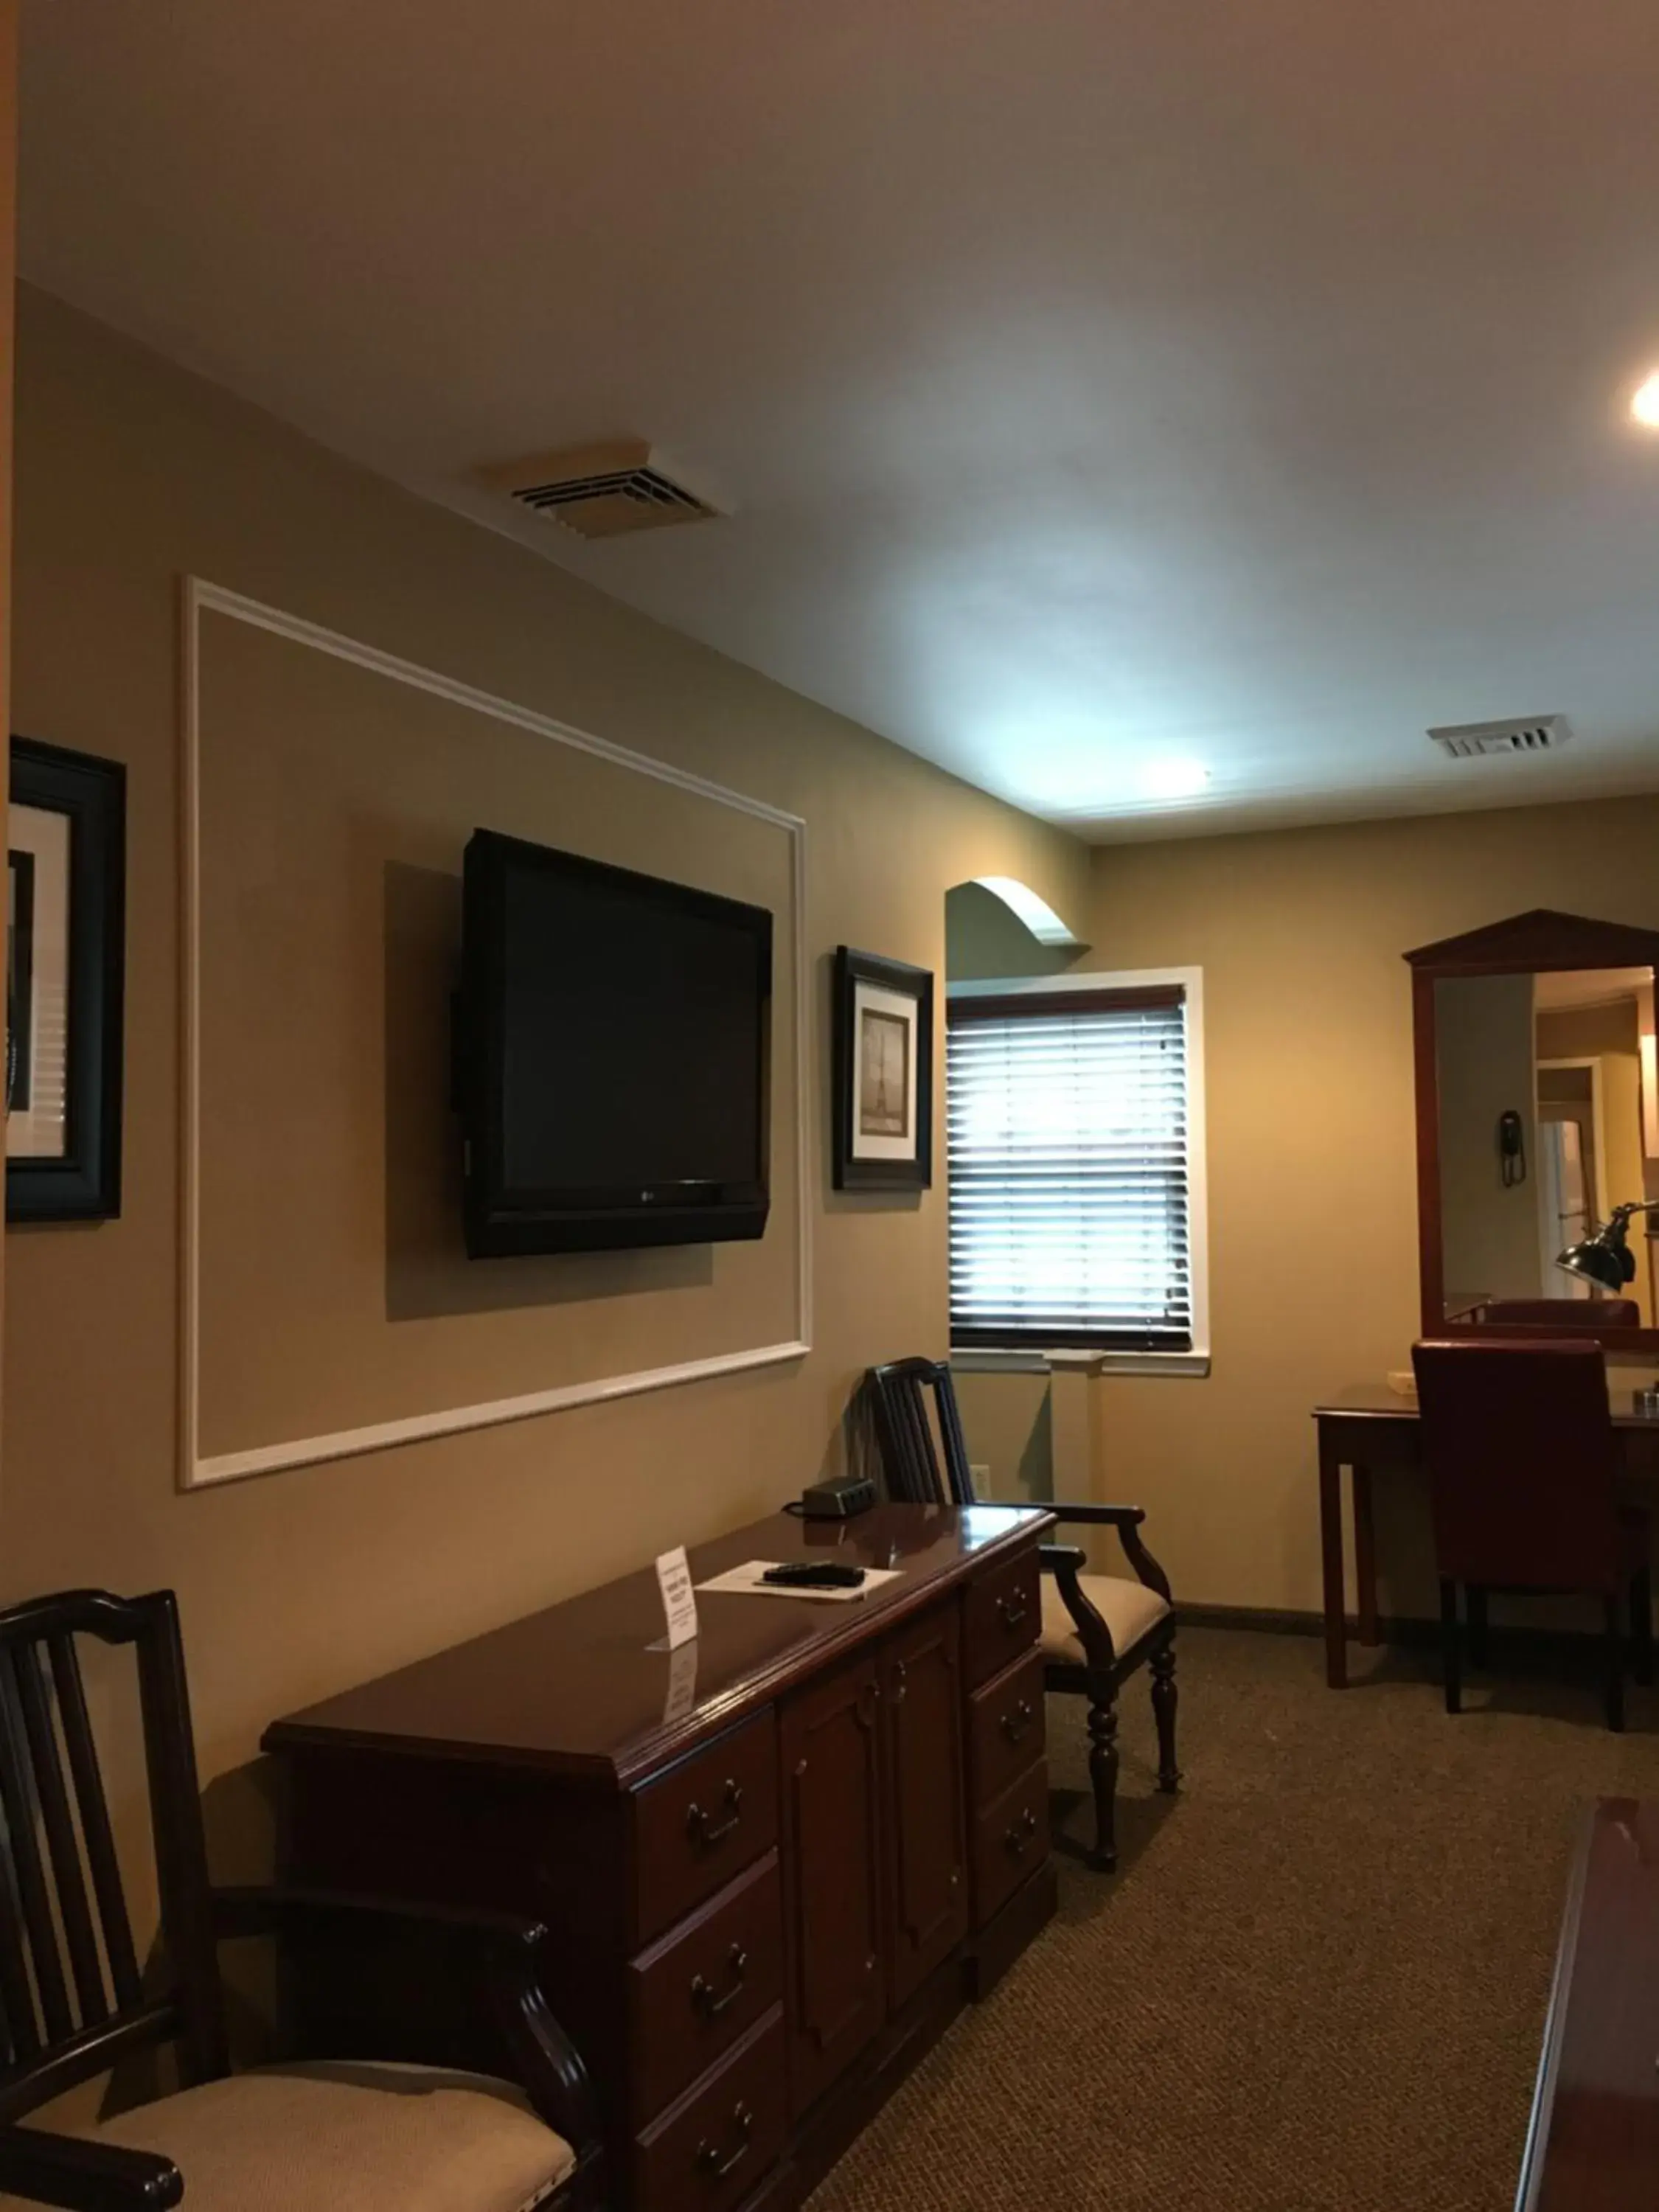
[807,1624,1659,2212]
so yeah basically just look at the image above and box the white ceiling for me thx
[1534,966,1652,1011]
[18,0,1659,841]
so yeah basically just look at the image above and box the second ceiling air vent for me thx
[1428,714,1573,759]
[479,439,725,540]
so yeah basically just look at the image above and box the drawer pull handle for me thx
[690,1944,750,2020]
[889,1658,908,1705]
[996,1593,1029,1632]
[1000,1699,1034,1744]
[1004,1807,1038,1857]
[686,1780,743,1847]
[695,2101,753,2180]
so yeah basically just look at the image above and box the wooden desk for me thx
[1313,1387,1659,1689]
[263,1503,1057,2212]
[1516,1798,1659,2211]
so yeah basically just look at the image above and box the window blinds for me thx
[946,987,1192,1352]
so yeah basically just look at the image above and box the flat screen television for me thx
[457,830,772,1256]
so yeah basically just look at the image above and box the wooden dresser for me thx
[1516,1798,1659,2210]
[262,1503,1057,2212]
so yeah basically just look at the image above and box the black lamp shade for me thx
[1557,1223,1638,1293]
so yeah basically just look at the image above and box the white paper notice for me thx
[663,1638,700,1722]
[655,1546,699,1650]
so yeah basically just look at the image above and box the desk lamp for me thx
[1557,1200,1659,1292]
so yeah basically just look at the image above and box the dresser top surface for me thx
[263,1503,1050,1784]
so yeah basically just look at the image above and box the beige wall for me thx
[1434,973,1540,1307]
[1537,998,1653,1324]
[952,1371,1052,1504]
[944,880,1082,981]
[942,881,1083,1496]
[1075,799,1659,1620]
[2,291,1088,1876]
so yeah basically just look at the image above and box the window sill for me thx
[950,1347,1211,1379]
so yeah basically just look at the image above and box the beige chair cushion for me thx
[0,2061,576,2212]
[1041,1572,1170,1663]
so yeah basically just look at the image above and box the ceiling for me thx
[1534,966,1653,1012]
[18,1,1659,841]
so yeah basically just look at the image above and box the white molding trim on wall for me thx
[179,577,813,1491]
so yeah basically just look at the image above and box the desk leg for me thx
[1318,1431,1348,1688]
[1352,1464,1380,1647]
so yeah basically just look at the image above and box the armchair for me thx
[866,1357,1179,1871]
[0,1588,603,2212]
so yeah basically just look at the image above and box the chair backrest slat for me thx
[12,1646,110,2026]
[0,1590,228,2122]
[0,1656,75,2042]
[46,1636,142,2011]
[867,1357,976,1506]
[0,1840,42,2068]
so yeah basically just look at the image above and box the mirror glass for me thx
[1434,966,1658,1327]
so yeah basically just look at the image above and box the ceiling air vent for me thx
[479,439,724,540]
[1427,714,1573,760]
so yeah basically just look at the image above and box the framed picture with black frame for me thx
[7,737,126,1222]
[832,946,933,1190]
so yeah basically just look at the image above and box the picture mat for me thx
[194,607,804,1468]
[849,977,919,1161]
[6,802,70,1160]
[858,1007,909,1137]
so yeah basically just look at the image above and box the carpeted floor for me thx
[807,1624,1659,2212]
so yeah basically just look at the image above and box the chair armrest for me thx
[1040,1542,1087,1568]
[212,1885,602,2159]
[0,2127,181,2212]
[1038,1543,1117,1669]
[1046,1503,1173,1604]
[1046,1502,1146,1527]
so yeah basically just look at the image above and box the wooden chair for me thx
[866,1357,1179,1871]
[1411,1340,1655,1731]
[0,1587,604,2212]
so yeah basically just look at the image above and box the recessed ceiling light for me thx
[1631,372,1659,429]
[1140,759,1211,801]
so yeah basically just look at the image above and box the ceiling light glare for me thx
[1631,371,1659,428]
[1139,759,1211,801]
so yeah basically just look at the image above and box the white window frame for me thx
[946,966,1210,1378]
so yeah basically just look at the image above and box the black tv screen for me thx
[459,830,772,1256]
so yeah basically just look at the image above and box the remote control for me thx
[761,1561,867,1590]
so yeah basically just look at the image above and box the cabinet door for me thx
[779,1654,886,2116]
[882,1603,970,2008]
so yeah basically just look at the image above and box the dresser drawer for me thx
[967,1648,1047,1809]
[972,1759,1050,1926]
[633,1713,779,1945]
[629,1851,785,2122]
[962,1544,1042,1689]
[633,2004,787,2212]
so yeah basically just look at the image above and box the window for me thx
[946,971,1207,1365]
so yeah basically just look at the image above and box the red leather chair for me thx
[1412,1339,1653,1730]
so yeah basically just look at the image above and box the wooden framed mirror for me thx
[1407,909,1659,1353]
